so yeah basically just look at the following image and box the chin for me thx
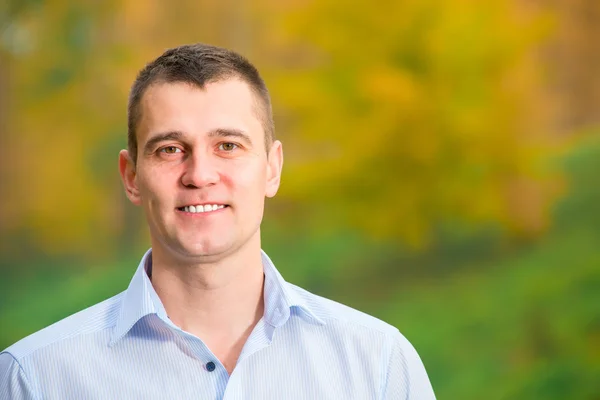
[177,239,233,259]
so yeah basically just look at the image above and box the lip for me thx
[176,202,229,208]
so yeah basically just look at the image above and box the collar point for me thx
[108,328,126,347]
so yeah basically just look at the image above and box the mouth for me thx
[177,204,229,214]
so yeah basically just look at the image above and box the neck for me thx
[149,236,265,373]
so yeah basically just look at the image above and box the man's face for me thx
[119,79,282,263]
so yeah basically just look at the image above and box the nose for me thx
[180,152,220,188]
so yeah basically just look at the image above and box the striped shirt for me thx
[1,249,435,399]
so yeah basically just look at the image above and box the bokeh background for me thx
[1,0,599,398]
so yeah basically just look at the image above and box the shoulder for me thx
[285,283,436,398]
[2,292,124,363]
[286,281,400,338]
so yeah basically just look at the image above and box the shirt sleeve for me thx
[0,352,37,400]
[382,331,436,400]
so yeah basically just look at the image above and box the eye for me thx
[218,142,238,151]
[160,146,182,154]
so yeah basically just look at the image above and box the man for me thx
[0,43,435,399]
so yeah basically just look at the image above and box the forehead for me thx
[137,79,264,142]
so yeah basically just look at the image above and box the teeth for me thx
[182,204,225,213]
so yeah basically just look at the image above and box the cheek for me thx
[137,175,156,198]
[137,169,174,204]
[229,164,268,196]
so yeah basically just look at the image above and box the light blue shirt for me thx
[1,250,435,399]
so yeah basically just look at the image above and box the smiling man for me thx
[0,44,435,399]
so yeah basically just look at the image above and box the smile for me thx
[178,204,228,213]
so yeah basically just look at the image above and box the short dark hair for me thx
[127,43,274,163]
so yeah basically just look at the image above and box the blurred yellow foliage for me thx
[0,0,563,257]
[264,0,561,246]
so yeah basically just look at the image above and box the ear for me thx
[119,150,142,206]
[265,140,283,198]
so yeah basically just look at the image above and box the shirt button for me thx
[206,361,216,372]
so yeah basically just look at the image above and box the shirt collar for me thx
[109,249,166,345]
[260,250,324,328]
[110,249,324,345]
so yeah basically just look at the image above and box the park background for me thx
[0,0,598,398]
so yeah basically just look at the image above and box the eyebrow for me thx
[143,131,184,154]
[208,128,253,146]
